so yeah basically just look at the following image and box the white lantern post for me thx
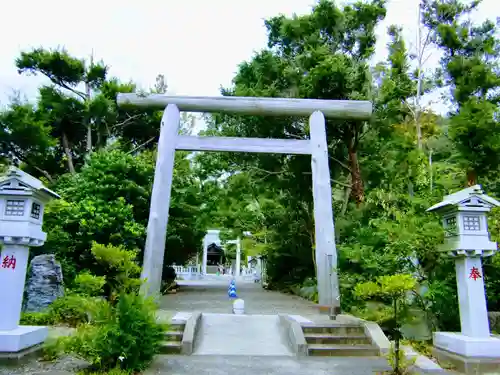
[0,168,59,354]
[428,185,500,371]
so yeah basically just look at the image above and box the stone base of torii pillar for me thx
[432,255,500,374]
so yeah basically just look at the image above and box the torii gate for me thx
[117,93,372,315]
[201,229,241,276]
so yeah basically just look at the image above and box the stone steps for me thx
[304,333,370,345]
[301,323,379,357]
[160,322,185,355]
[169,322,186,332]
[164,331,184,341]
[159,341,182,354]
[302,324,365,336]
[308,344,379,356]
[158,317,381,358]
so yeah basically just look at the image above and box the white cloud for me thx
[0,0,496,119]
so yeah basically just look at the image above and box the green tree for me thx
[355,274,417,375]
[16,48,109,172]
[231,0,387,205]
[37,149,204,281]
[421,0,500,185]
[193,0,389,291]
[0,99,57,181]
[11,48,167,178]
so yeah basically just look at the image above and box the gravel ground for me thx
[0,355,88,375]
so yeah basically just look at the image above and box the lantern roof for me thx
[0,167,60,200]
[427,185,500,213]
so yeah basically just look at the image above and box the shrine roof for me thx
[207,243,223,252]
[0,167,60,199]
[427,184,500,212]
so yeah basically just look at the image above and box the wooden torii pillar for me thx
[117,93,372,315]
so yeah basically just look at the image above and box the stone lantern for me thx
[428,185,500,372]
[0,167,59,355]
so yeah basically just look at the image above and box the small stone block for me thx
[316,305,330,314]
[0,326,48,353]
[317,305,339,315]
[232,299,244,314]
[171,312,192,324]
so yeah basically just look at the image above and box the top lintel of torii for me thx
[116,93,372,120]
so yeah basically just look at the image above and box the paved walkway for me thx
[145,355,392,375]
[193,313,292,356]
[160,279,321,318]
[154,279,394,375]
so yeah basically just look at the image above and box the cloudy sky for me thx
[0,0,496,114]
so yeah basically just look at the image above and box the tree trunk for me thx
[15,154,55,183]
[394,298,401,375]
[415,112,423,150]
[308,219,317,274]
[467,169,477,186]
[429,149,433,193]
[415,5,423,150]
[408,165,414,198]
[61,132,76,174]
[341,179,352,215]
[33,166,54,184]
[86,121,92,153]
[348,142,364,206]
[85,52,94,154]
[85,80,92,154]
[96,131,102,149]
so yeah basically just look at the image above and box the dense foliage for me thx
[3,0,500,341]
[22,243,166,373]
[356,274,417,374]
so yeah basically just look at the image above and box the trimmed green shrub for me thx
[21,296,95,328]
[62,292,165,372]
[20,311,55,325]
[50,295,93,327]
[73,271,106,297]
[90,242,142,300]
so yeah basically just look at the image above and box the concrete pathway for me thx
[160,279,321,318]
[156,279,396,374]
[193,314,292,356]
[145,355,392,375]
